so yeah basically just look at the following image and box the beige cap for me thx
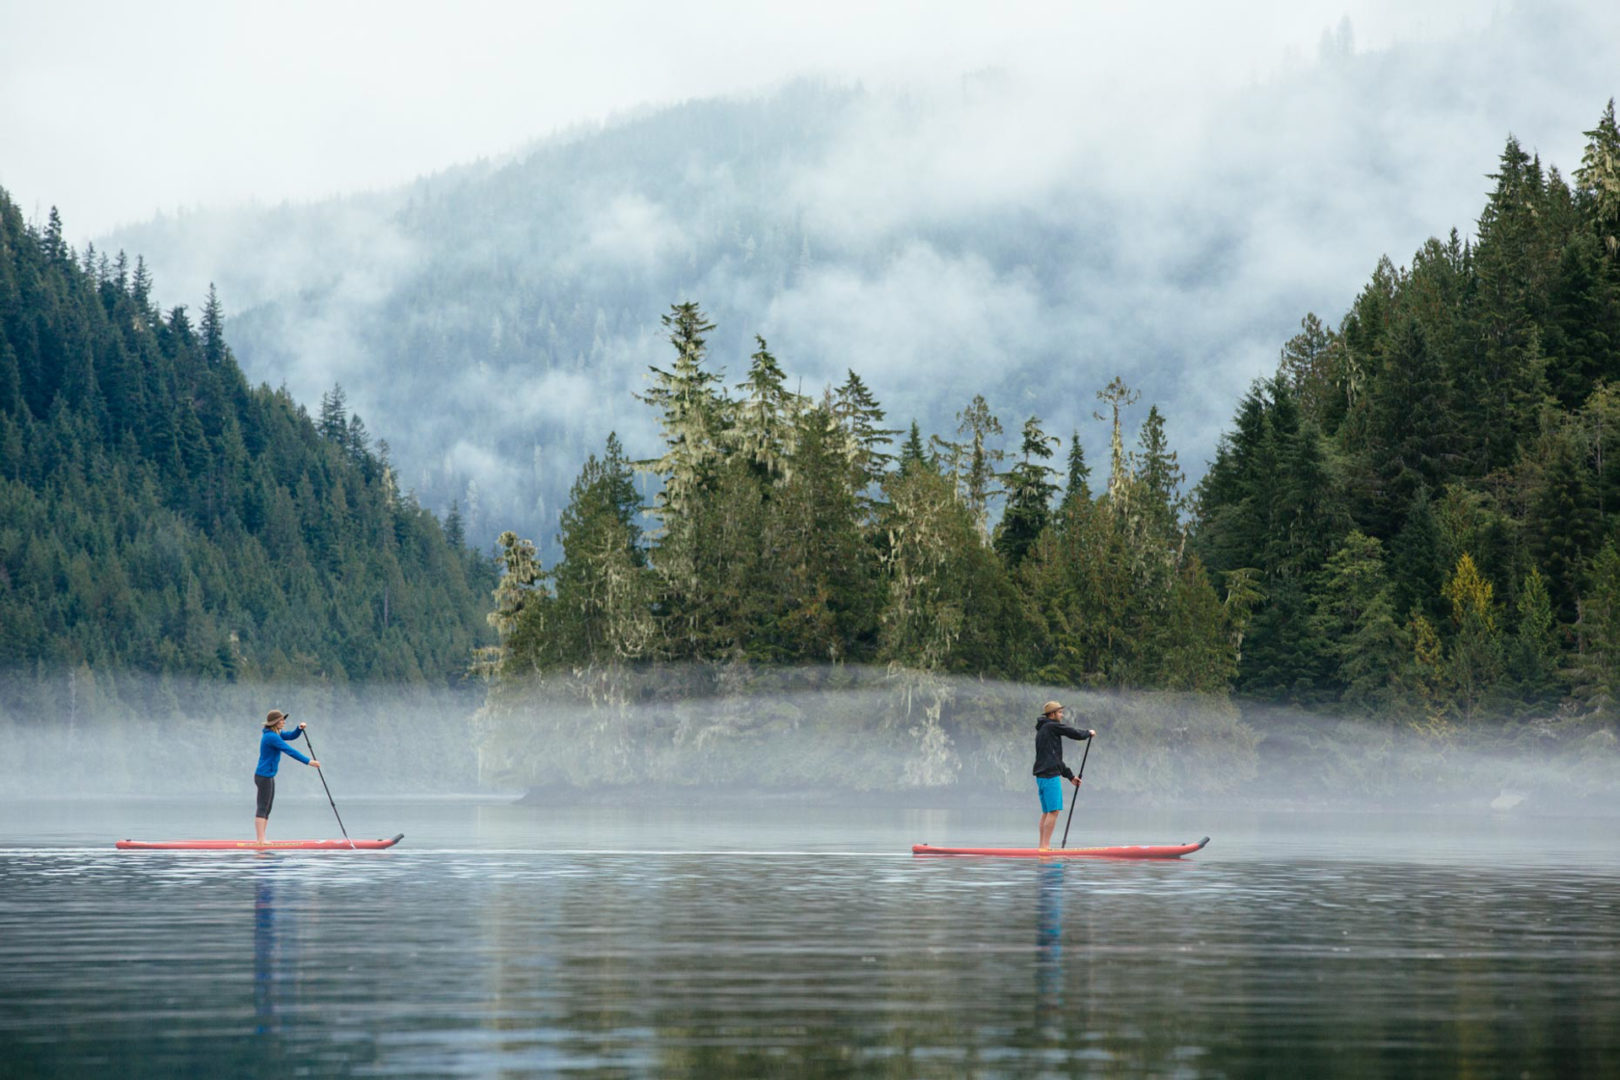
[1042,701,1063,716]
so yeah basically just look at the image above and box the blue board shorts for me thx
[1036,775,1064,813]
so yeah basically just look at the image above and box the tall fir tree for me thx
[993,415,1059,570]
[1575,99,1620,258]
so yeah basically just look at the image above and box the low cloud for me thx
[766,243,1045,390]
[579,193,690,270]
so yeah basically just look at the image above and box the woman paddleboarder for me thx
[255,710,320,844]
[1034,701,1093,850]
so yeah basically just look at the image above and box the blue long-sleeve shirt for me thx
[256,727,310,777]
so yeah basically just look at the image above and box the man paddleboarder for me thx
[1034,701,1094,850]
[256,710,320,844]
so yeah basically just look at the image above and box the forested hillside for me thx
[1195,106,1620,721]
[476,106,1620,794]
[0,189,496,704]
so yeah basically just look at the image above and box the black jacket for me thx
[1032,717,1091,779]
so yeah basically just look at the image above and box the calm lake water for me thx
[2,796,1617,1077]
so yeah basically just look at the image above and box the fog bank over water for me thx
[4,666,1614,809]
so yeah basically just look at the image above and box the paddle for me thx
[1059,733,1093,849]
[298,727,354,849]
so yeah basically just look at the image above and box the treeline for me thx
[0,188,496,706]
[485,304,1237,692]
[485,104,1620,745]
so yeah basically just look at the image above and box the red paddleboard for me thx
[116,833,404,851]
[913,836,1209,859]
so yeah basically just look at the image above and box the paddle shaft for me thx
[1059,735,1093,849]
[299,728,354,848]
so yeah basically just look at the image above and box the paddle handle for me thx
[1059,734,1093,849]
[300,728,355,849]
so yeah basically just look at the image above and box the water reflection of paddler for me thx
[1033,701,1094,850]
[254,874,280,1034]
[255,710,321,845]
[1037,861,1066,1011]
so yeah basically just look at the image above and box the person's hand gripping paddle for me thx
[1060,731,1095,849]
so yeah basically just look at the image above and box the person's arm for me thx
[284,725,304,743]
[271,733,312,766]
[1059,725,1092,784]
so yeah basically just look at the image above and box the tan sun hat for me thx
[1041,701,1063,716]
[264,709,290,728]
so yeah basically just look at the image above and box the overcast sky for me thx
[2,0,1508,239]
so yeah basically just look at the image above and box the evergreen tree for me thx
[1356,317,1461,534]
[947,394,1003,531]
[878,465,973,671]
[1469,138,1556,472]
[730,335,803,485]
[898,420,930,476]
[444,501,466,549]
[547,433,654,666]
[1150,554,1239,693]
[1541,233,1619,409]
[347,413,371,461]
[1405,610,1451,728]
[993,415,1059,570]
[1442,553,1504,723]
[1094,376,1139,498]
[1575,99,1620,257]
[1529,423,1600,622]
[1063,432,1091,505]
[1388,487,1447,624]
[1278,312,1349,433]
[130,256,153,315]
[1126,405,1185,545]
[832,369,899,508]
[1509,567,1560,704]
[1314,532,1405,710]
[318,383,349,443]
[763,403,880,661]
[200,284,227,367]
[637,302,728,534]
[485,531,547,673]
[43,207,64,264]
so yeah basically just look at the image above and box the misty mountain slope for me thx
[102,5,1620,551]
